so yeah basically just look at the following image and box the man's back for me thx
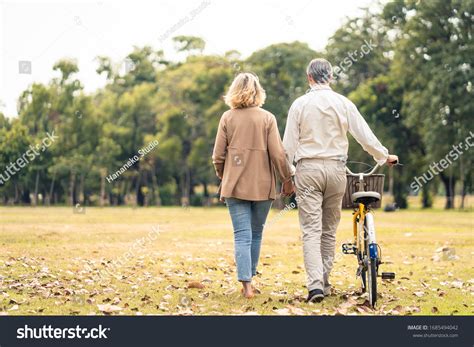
[283,84,388,166]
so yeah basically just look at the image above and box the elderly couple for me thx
[212,58,398,302]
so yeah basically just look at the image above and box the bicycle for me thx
[342,163,396,307]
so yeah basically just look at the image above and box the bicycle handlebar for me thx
[345,159,399,176]
[345,164,380,176]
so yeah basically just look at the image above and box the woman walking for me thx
[212,72,294,298]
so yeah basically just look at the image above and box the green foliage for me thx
[247,42,318,131]
[173,35,206,54]
[324,8,391,95]
[0,1,471,208]
[390,0,474,208]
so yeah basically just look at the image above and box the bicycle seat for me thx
[352,191,381,206]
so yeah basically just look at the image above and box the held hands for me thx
[386,154,399,167]
[281,178,295,197]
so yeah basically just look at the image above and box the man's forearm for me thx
[347,102,389,165]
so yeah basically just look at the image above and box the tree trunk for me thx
[14,181,19,204]
[136,171,144,206]
[393,179,408,209]
[33,170,40,206]
[459,158,465,210]
[118,181,125,205]
[180,165,190,207]
[203,181,211,206]
[460,170,470,210]
[460,183,466,209]
[21,189,31,205]
[143,171,149,207]
[388,167,394,197]
[421,184,432,208]
[100,168,106,207]
[440,173,456,209]
[69,171,76,206]
[49,172,56,205]
[151,164,161,206]
[123,179,131,206]
[391,166,407,208]
[79,173,85,205]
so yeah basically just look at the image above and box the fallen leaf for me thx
[450,281,463,289]
[158,302,169,311]
[273,308,290,315]
[406,306,421,313]
[223,288,236,296]
[288,306,306,315]
[97,304,122,314]
[188,281,205,289]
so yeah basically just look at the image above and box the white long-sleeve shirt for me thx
[283,84,389,166]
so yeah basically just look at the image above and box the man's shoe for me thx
[307,289,324,303]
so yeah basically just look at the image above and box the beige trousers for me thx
[295,158,347,292]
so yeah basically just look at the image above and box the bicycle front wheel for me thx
[364,214,378,307]
[367,257,377,307]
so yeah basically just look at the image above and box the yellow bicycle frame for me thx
[352,203,366,252]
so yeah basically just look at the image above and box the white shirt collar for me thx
[310,83,332,91]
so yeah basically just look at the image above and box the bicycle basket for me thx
[342,174,385,209]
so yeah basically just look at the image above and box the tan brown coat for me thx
[212,107,291,201]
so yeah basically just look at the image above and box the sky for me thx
[1,0,376,117]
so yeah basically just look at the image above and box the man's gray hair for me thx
[306,58,333,84]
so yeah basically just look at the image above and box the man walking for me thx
[282,58,398,302]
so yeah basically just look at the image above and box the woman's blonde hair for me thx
[224,72,266,109]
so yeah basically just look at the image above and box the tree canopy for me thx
[0,0,472,209]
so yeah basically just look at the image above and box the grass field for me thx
[0,198,473,316]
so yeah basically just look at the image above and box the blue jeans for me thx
[225,198,273,282]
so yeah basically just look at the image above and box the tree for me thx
[391,0,474,209]
[0,121,31,203]
[154,53,233,205]
[325,8,392,95]
[2,12,471,209]
[173,36,206,55]
[246,42,318,132]
[349,74,423,208]
[17,83,55,205]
